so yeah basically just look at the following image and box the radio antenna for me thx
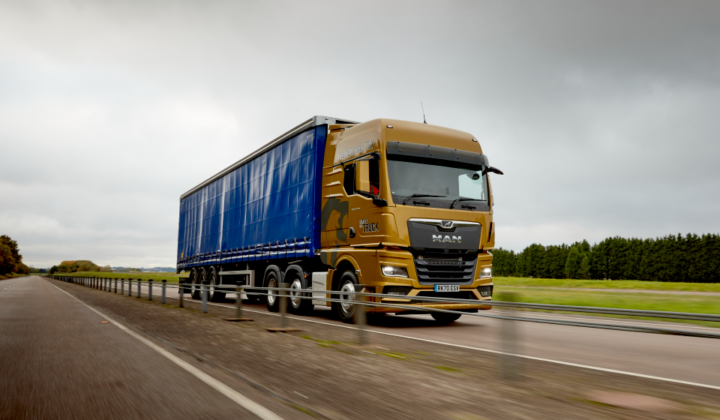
[421,102,427,124]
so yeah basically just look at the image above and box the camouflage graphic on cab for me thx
[321,197,349,242]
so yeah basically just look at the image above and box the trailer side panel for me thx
[177,126,327,269]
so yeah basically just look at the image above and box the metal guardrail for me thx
[49,275,720,341]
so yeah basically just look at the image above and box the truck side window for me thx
[356,159,380,196]
[343,164,355,196]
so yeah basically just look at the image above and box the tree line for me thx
[492,233,720,283]
[49,260,112,274]
[0,235,29,276]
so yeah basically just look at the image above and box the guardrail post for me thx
[224,285,252,322]
[148,279,153,301]
[498,291,520,380]
[353,284,368,345]
[280,282,288,328]
[236,286,243,318]
[128,278,133,297]
[121,279,125,295]
[114,278,118,293]
[179,282,185,308]
[137,279,142,298]
[201,283,208,313]
[267,283,298,332]
[161,280,166,304]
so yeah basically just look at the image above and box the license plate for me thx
[434,285,460,292]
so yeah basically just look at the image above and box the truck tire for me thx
[332,270,358,323]
[285,265,313,315]
[191,268,202,300]
[208,267,225,302]
[264,265,283,313]
[431,312,462,324]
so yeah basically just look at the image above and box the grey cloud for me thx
[1,0,719,266]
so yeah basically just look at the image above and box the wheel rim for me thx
[290,278,303,308]
[339,280,356,315]
[267,277,277,306]
[191,274,200,294]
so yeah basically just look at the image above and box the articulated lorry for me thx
[177,116,502,323]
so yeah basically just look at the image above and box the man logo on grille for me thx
[441,220,454,229]
[432,235,461,243]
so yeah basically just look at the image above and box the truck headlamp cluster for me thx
[381,265,409,278]
[479,267,492,279]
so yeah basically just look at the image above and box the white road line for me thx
[202,301,720,392]
[48,282,283,420]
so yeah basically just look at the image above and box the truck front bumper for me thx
[367,285,493,314]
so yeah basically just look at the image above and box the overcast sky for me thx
[1,0,719,268]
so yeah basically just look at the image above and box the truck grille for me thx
[414,252,476,285]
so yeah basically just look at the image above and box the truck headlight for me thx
[479,267,492,279]
[381,266,409,278]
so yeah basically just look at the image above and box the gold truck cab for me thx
[319,119,500,322]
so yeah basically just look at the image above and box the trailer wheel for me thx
[332,270,358,323]
[285,265,313,315]
[208,267,225,302]
[431,312,462,324]
[191,268,202,300]
[264,265,282,313]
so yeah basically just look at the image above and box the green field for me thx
[494,276,720,293]
[494,277,720,326]
[57,271,189,282]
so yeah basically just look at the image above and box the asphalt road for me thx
[138,280,720,390]
[0,276,298,420]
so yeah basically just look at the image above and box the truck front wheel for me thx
[332,270,358,323]
[431,312,462,324]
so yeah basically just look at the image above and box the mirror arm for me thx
[483,166,504,176]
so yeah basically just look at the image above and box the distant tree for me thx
[491,248,517,277]
[564,247,582,279]
[0,235,24,275]
[0,243,14,275]
[49,265,59,275]
[497,233,720,283]
[579,254,591,279]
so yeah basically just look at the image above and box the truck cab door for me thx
[346,158,385,244]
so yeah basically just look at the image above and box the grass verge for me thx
[494,277,720,293]
[495,288,720,327]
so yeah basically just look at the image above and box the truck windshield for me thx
[386,158,489,210]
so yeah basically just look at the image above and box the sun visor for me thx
[386,141,485,170]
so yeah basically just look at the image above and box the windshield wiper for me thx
[402,194,446,205]
[449,196,480,209]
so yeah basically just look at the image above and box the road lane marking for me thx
[202,302,720,391]
[49,283,283,420]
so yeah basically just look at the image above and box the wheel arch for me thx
[331,255,359,292]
